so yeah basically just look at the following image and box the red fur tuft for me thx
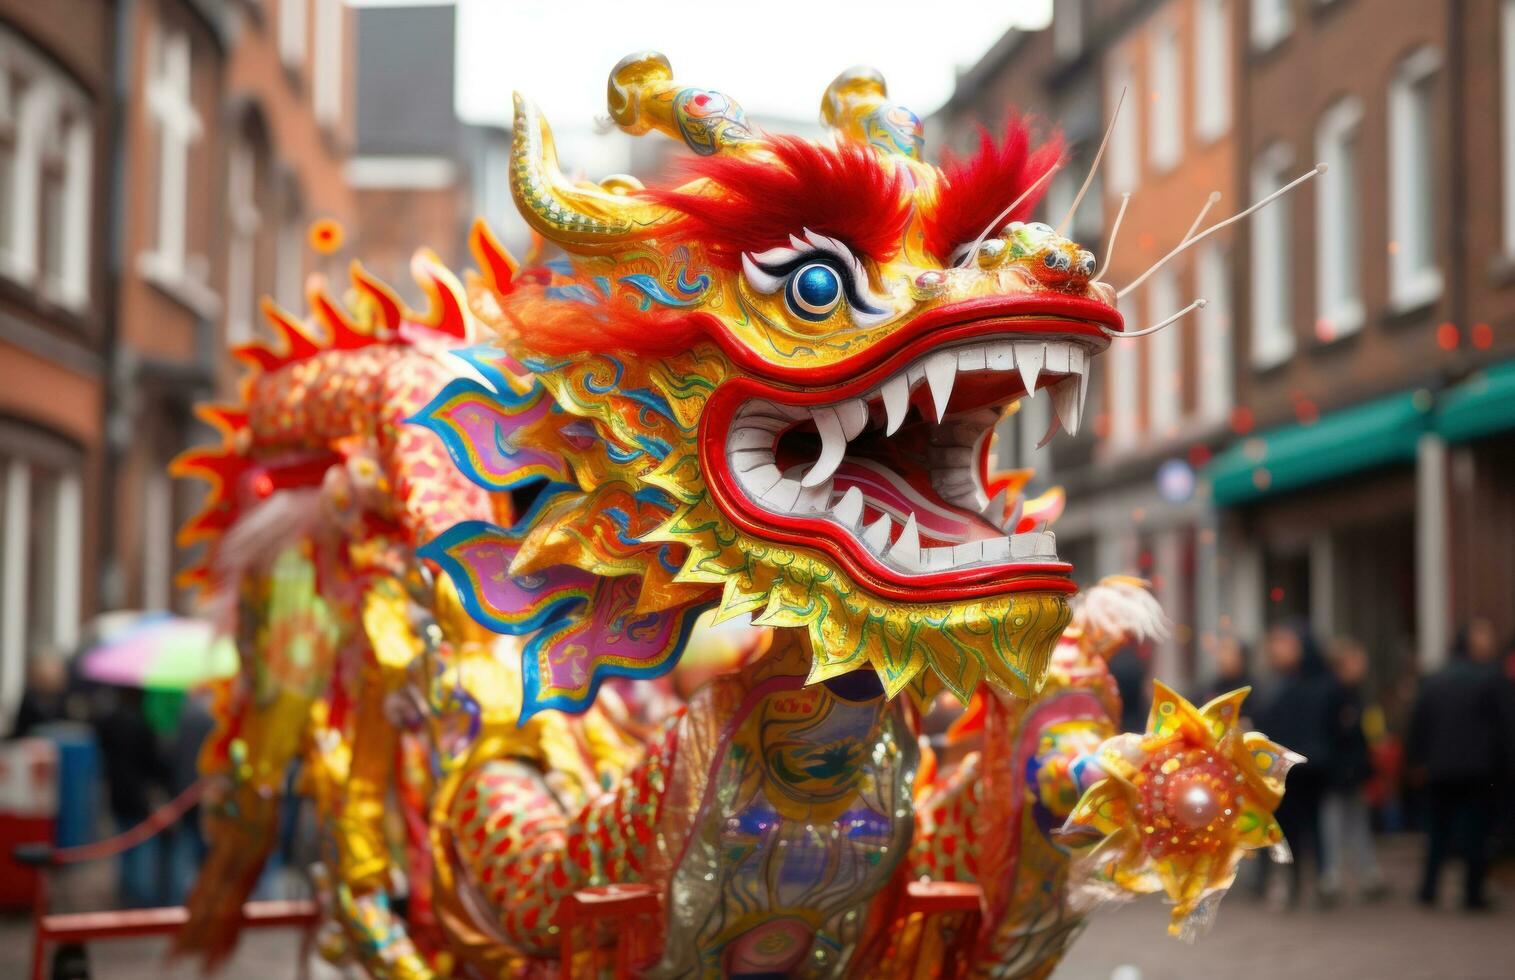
[921,114,1063,264]
[646,136,910,269]
[499,285,712,358]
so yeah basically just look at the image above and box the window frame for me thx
[1314,96,1364,337]
[1387,46,1442,312]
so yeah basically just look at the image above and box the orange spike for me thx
[231,341,284,373]
[260,298,322,362]
[469,217,519,295]
[411,250,468,339]
[350,261,404,330]
[946,689,989,744]
[308,280,370,350]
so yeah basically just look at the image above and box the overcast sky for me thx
[451,0,1053,172]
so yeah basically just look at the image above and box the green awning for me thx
[1435,359,1515,444]
[1208,392,1431,507]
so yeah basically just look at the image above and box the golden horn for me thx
[509,93,677,253]
[821,66,924,160]
[606,51,760,157]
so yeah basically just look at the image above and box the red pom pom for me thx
[647,136,911,269]
[921,114,1063,264]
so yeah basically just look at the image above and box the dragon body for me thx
[175,53,1300,979]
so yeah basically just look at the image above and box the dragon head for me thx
[417,54,1124,718]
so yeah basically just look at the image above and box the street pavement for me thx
[1,837,1508,978]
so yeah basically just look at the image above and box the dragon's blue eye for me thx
[786,263,842,320]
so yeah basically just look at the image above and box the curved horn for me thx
[509,93,679,253]
[606,51,760,157]
[821,66,924,160]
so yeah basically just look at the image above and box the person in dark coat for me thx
[1319,636,1386,901]
[1252,619,1338,907]
[1409,617,1513,911]
[94,687,170,907]
[1202,634,1253,709]
[1107,640,1151,735]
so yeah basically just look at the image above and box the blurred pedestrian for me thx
[1252,619,1338,908]
[9,654,69,738]
[1107,639,1150,735]
[164,688,215,903]
[1409,618,1513,911]
[1319,636,1387,903]
[1203,634,1253,708]
[94,687,170,907]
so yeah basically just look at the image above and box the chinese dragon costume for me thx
[172,53,1303,979]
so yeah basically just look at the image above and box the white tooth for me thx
[861,514,892,551]
[1015,341,1046,395]
[1044,341,1071,375]
[1003,496,1024,533]
[986,341,1016,370]
[745,400,807,420]
[957,346,986,371]
[952,540,984,566]
[1071,347,1090,421]
[837,398,869,440]
[924,351,957,422]
[1011,533,1037,559]
[1038,530,1057,557]
[1036,407,1063,449]
[981,536,1011,561]
[922,546,954,572]
[731,448,775,473]
[729,428,776,451]
[1069,345,1087,378]
[831,485,864,527]
[761,478,802,511]
[1051,376,1082,436]
[881,373,911,435]
[981,486,1008,521]
[804,407,847,487]
[887,513,921,568]
[791,471,833,513]
[745,464,782,496]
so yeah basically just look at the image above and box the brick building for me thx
[0,0,114,720]
[938,0,1242,690]
[942,0,1515,697]
[0,0,355,723]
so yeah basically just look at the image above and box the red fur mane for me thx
[499,284,712,358]
[646,136,910,269]
[921,114,1063,264]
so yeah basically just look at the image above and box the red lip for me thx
[697,294,1120,603]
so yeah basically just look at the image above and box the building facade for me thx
[0,0,355,723]
[939,0,1515,699]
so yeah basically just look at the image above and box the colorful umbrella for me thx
[79,612,238,691]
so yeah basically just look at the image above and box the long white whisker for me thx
[1117,163,1327,300]
[961,165,1061,267]
[1181,191,1222,246]
[1107,297,1207,338]
[1057,86,1126,236]
[1094,192,1131,282]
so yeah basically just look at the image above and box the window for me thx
[1314,97,1363,337]
[0,28,93,310]
[0,446,82,725]
[225,134,260,345]
[279,0,307,71]
[1250,143,1295,368]
[1108,296,1141,449]
[1148,22,1182,172]
[1194,0,1231,140]
[1388,47,1441,310]
[275,181,304,312]
[1504,1,1515,255]
[1196,242,1233,423]
[145,29,201,279]
[312,0,343,127]
[1147,268,1183,436]
[1251,0,1292,52]
[1108,60,1140,194]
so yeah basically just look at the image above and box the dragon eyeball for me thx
[786,263,842,320]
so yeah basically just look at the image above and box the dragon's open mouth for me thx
[723,332,1094,578]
